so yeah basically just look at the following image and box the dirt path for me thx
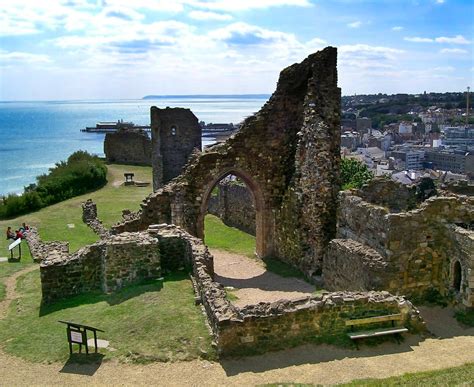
[0,265,38,319]
[211,249,314,307]
[1,264,473,385]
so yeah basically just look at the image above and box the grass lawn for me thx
[0,270,214,363]
[204,214,256,257]
[0,164,214,362]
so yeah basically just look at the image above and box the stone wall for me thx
[25,227,69,263]
[334,186,474,305]
[113,47,341,277]
[356,178,418,212]
[151,107,202,190]
[207,181,256,235]
[82,199,110,238]
[39,232,160,303]
[324,239,389,291]
[104,129,152,165]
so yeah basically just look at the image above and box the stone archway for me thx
[197,168,273,258]
[113,47,341,275]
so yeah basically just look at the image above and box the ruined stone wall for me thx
[356,178,418,212]
[446,226,474,307]
[104,129,152,165]
[101,233,161,293]
[25,227,69,263]
[152,225,423,356]
[151,107,202,190]
[40,232,160,303]
[216,292,423,357]
[114,47,341,276]
[323,239,389,291]
[336,188,474,303]
[207,181,256,235]
[82,199,110,238]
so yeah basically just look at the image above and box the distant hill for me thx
[142,94,270,100]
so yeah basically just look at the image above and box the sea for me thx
[0,96,268,196]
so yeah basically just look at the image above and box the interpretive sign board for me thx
[59,320,104,355]
[8,238,21,260]
[8,238,21,250]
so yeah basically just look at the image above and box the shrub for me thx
[341,158,374,190]
[0,151,107,219]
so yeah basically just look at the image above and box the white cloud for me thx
[440,48,468,54]
[188,10,232,21]
[404,36,434,43]
[0,50,52,65]
[189,0,312,11]
[348,21,362,29]
[435,35,470,44]
[435,0,445,4]
[404,34,471,44]
[392,26,403,31]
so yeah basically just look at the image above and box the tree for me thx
[341,158,374,190]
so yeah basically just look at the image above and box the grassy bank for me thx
[0,164,215,362]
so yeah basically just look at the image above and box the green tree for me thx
[341,158,374,190]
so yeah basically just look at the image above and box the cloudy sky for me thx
[0,0,472,100]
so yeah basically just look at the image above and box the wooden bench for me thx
[345,313,408,347]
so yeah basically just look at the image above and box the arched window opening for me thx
[453,261,462,292]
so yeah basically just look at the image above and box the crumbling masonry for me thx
[114,47,341,276]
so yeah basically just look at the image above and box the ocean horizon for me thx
[0,96,267,196]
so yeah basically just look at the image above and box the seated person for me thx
[6,227,15,241]
[19,222,29,234]
[15,230,24,240]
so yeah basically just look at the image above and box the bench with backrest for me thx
[345,313,408,347]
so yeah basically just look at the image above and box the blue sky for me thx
[0,0,472,100]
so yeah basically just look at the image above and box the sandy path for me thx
[211,249,315,307]
[1,264,473,385]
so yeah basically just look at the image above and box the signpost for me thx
[59,320,104,355]
[8,238,21,260]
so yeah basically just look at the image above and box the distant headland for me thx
[142,94,270,100]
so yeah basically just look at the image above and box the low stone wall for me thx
[323,239,389,291]
[82,199,110,238]
[37,222,425,355]
[25,227,69,263]
[207,181,256,235]
[166,225,425,356]
[217,292,424,356]
[40,232,160,303]
[104,129,152,165]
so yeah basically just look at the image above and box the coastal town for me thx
[340,91,473,184]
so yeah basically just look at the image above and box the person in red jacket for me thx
[15,229,24,240]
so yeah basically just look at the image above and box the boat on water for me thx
[81,119,151,133]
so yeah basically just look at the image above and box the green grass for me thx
[338,362,474,386]
[455,309,474,327]
[261,363,474,386]
[204,214,256,258]
[0,164,214,362]
[0,270,214,363]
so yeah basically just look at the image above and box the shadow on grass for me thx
[59,353,104,376]
[39,271,189,317]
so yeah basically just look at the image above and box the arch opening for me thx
[453,260,462,293]
[197,169,272,258]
